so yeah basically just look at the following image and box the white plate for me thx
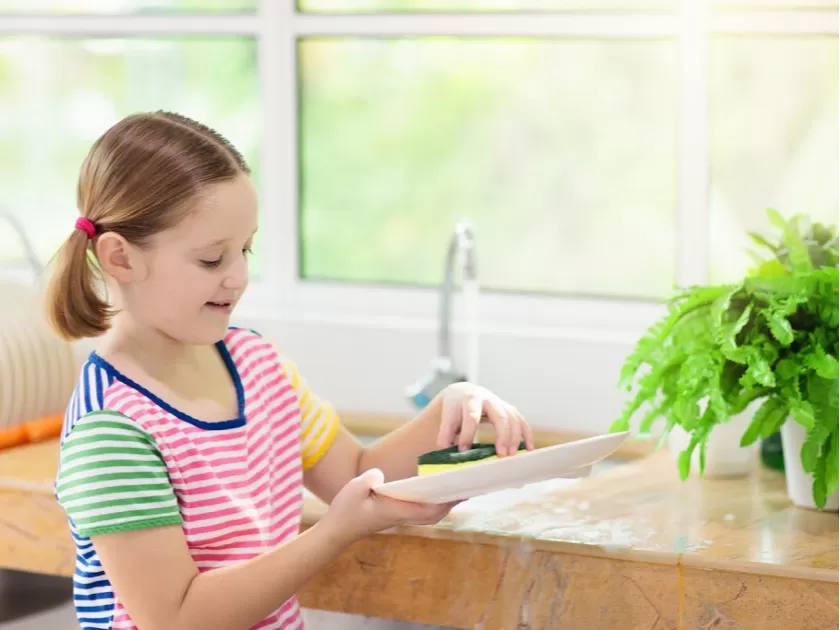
[373,431,630,504]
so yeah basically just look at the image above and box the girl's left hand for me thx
[436,383,534,456]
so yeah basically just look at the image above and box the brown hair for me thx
[45,111,250,341]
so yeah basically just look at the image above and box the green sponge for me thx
[417,442,527,476]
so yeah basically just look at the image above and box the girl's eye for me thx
[200,247,250,268]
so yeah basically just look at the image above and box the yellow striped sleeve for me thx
[279,357,340,470]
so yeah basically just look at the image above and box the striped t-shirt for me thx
[55,327,340,630]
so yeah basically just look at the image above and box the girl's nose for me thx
[221,255,248,291]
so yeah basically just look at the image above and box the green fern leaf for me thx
[801,423,830,474]
[609,416,631,433]
[678,447,693,481]
[805,346,839,380]
[764,310,795,346]
[780,217,814,274]
[825,429,839,502]
[807,374,839,428]
[761,401,789,439]
[746,230,779,255]
[610,391,646,433]
[765,207,788,229]
[737,347,776,388]
[790,400,815,429]
[656,415,677,449]
[711,285,741,328]
[740,396,786,447]
[743,275,800,299]
[619,286,728,390]
[708,377,729,423]
[813,458,828,509]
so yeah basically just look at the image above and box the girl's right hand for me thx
[320,468,457,546]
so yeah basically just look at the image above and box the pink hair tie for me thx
[75,216,97,240]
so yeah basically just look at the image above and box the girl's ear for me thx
[95,232,147,284]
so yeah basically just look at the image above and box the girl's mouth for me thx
[206,301,234,312]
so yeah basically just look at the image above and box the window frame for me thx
[1,3,837,433]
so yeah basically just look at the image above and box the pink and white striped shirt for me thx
[56,327,340,630]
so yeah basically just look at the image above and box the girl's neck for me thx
[99,314,211,378]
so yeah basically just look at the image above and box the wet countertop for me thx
[298,450,838,628]
[303,449,838,583]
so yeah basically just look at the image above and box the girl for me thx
[47,111,533,630]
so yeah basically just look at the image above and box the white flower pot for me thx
[780,421,839,512]
[668,407,758,478]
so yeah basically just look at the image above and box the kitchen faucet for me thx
[405,219,479,409]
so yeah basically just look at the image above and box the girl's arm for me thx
[304,395,445,503]
[92,468,454,630]
[91,519,345,630]
[304,385,532,504]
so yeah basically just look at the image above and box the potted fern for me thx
[747,213,838,474]
[744,211,838,510]
[611,209,839,510]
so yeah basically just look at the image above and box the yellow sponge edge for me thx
[417,456,503,476]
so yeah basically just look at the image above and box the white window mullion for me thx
[711,11,839,34]
[255,0,297,310]
[675,0,710,289]
[293,12,679,37]
[0,14,259,35]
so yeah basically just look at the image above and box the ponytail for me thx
[45,228,112,341]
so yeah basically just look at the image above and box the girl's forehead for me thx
[163,176,258,245]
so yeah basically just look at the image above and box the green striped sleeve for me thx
[56,410,182,537]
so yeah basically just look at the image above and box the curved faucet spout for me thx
[439,219,477,364]
[405,218,480,409]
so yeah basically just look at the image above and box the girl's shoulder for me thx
[62,353,125,443]
[221,326,298,387]
[221,326,281,366]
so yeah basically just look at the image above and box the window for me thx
[709,36,838,282]
[299,37,678,298]
[1,2,837,433]
[0,35,258,266]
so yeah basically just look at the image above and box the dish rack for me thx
[0,210,76,452]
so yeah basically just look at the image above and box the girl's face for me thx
[105,173,259,345]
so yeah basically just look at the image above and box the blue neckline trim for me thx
[87,340,246,431]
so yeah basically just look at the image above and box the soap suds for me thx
[443,479,657,551]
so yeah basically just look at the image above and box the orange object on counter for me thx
[23,414,64,442]
[0,413,64,451]
[0,425,28,450]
